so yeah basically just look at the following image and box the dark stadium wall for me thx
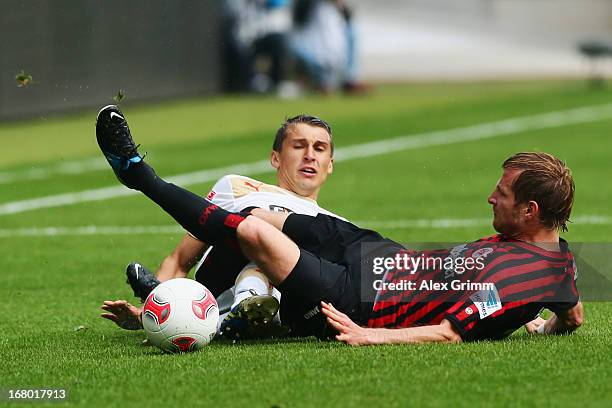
[0,0,221,120]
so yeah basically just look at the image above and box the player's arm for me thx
[250,208,291,231]
[156,174,235,281]
[526,301,583,335]
[101,236,207,330]
[321,302,462,345]
[156,233,209,281]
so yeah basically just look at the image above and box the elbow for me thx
[566,315,583,330]
[557,302,584,333]
[566,302,584,330]
[446,331,463,343]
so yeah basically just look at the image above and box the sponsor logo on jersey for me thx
[471,247,494,259]
[244,181,263,192]
[231,177,282,198]
[469,284,502,319]
[269,204,293,213]
[206,190,216,200]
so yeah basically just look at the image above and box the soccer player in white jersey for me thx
[101,114,343,339]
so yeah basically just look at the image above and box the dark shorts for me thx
[277,213,394,338]
[277,248,359,338]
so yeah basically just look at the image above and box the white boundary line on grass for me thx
[0,215,609,237]
[2,102,612,216]
[0,157,107,184]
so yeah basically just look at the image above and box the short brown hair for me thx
[503,152,574,232]
[273,115,333,154]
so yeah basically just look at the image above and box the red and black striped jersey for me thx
[367,235,579,341]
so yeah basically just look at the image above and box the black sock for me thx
[126,161,249,247]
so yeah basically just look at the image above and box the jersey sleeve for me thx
[443,285,513,341]
[444,262,580,341]
[444,299,538,341]
[546,259,579,314]
[205,175,238,212]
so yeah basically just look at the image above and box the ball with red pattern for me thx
[141,278,219,353]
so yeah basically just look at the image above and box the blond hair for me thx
[503,152,574,232]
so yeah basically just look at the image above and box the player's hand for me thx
[321,301,378,346]
[524,316,546,334]
[100,300,143,330]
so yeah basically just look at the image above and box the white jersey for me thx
[194,174,345,317]
[205,174,345,220]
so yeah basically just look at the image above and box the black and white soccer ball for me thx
[142,278,219,353]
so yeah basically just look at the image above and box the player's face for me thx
[271,123,334,200]
[488,168,526,237]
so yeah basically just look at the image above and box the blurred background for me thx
[2,4,611,404]
[2,0,612,120]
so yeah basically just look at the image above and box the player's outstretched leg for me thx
[95,105,249,247]
[96,105,145,189]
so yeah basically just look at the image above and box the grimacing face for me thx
[488,168,526,237]
[271,123,334,200]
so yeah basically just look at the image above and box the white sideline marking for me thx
[0,157,108,184]
[0,160,271,216]
[0,216,609,237]
[0,225,184,238]
[2,102,612,216]
[363,215,612,229]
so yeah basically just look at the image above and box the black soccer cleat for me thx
[218,290,281,341]
[95,105,144,188]
[126,262,160,303]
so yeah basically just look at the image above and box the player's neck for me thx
[513,228,560,249]
[277,182,319,201]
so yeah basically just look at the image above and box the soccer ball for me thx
[142,278,219,353]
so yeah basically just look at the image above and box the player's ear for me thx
[327,157,334,175]
[524,200,539,221]
[270,150,280,169]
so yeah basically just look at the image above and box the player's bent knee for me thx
[236,216,267,247]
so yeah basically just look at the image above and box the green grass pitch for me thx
[1,81,611,407]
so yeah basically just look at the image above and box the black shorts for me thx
[276,248,358,338]
[277,213,400,338]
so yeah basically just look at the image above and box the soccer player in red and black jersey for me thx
[366,234,579,342]
[96,106,582,344]
[320,152,583,344]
